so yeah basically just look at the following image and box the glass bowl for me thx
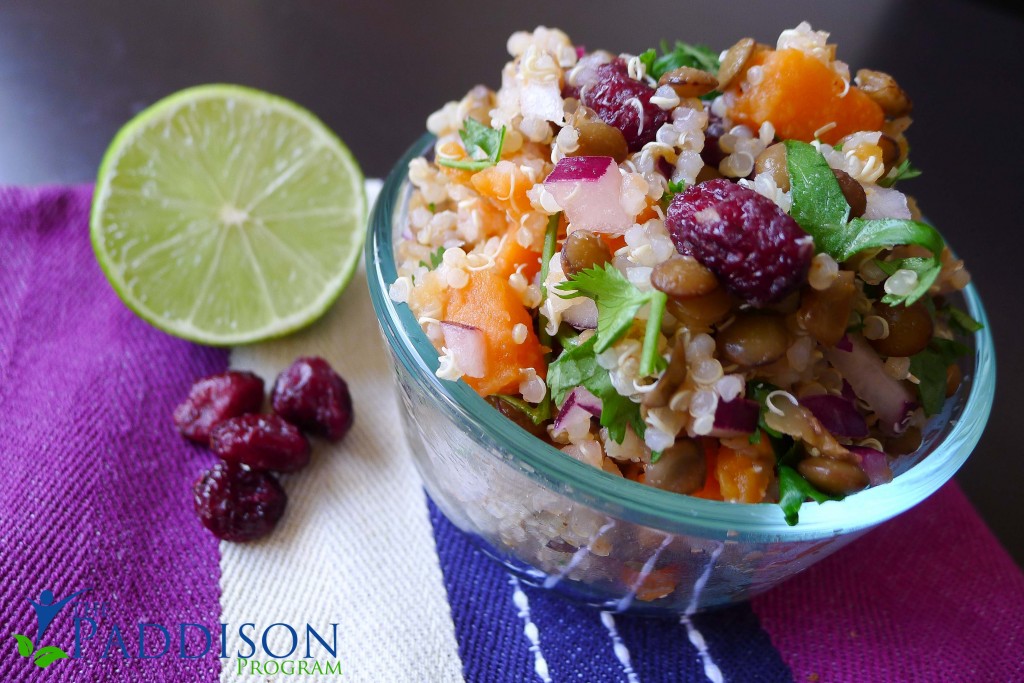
[365,133,996,615]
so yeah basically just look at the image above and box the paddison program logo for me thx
[12,587,92,670]
[9,586,342,676]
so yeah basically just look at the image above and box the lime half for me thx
[91,84,366,345]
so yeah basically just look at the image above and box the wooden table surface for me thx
[2,0,1021,565]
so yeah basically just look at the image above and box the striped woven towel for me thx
[1,183,1022,683]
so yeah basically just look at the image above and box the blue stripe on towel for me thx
[693,607,793,682]
[427,495,793,683]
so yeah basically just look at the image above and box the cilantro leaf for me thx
[778,465,843,526]
[874,256,942,307]
[784,139,851,237]
[437,118,507,171]
[648,40,720,79]
[661,180,687,209]
[908,338,970,415]
[784,140,945,302]
[556,264,667,376]
[747,380,783,441]
[637,48,658,78]
[908,349,948,416]
[419,246,445,269]
[784,139,946,306]
[638,41,720,99]
[492,394,552,425]
[547,336,644,443]
[948,306,984,333]
[877,159,922,188]
[932,337,971,362]
[824,218,944,264]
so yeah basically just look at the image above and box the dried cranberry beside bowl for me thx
[193,462,287,542]
[366,134,995,614]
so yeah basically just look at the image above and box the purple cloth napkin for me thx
[2,185,1023,682]
[0,186,226,682]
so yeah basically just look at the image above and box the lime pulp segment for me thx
[90,84,366,345]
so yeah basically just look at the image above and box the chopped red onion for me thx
[561,299,599,329]
[553,386,602,434]
[800,394,869,439]
[709,397,759,437]
[825,334,916,436]
[544,156,631,234]
[440,321,486,378]
[849,446,894,486]
[836,334,853,352]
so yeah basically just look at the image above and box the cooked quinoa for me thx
[389,23,976,524]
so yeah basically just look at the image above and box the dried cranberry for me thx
[193,462,286,542]
[210,414,310,472]
[271,357,353,441]
[665,179,813,306]
[580,58,668,152]
[173,371,264,444]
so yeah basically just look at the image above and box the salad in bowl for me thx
[373,23,991,611]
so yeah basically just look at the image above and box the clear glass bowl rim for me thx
[366,132,996,542]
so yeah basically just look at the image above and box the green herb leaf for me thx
[493,394,552,425]
[908,338,970,416]
[538,213,560,302]
[785,140,851,238]
[878,258,942,307]
[934,337,971,362]
[638,48,658,77]
[13,634,33,657]
[556,263,666,376]
[650,450,663,463]
[747,380,783,440]
[547,336,644,443]
[908,348,948,417]
[661,179,687,209]
[784,139,944,305]
[778,465,843,526]
[824,218,944,264]
[436,118,507,171]
[877,159,922,188]
[827,218,944,306]
[555,324,582,350]
[648,40,720,80]
[948,306,984,333]
[419,246,445,270]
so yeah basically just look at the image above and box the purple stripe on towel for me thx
[0,186,227,682]
[754,482,1024,682]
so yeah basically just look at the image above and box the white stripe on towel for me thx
[680,542,725,683]
[219,180,464,683]
[600,611,640,683]
[510,576,552,683]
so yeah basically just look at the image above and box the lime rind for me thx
[91,84,366,346]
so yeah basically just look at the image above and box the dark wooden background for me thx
[2,1,1021,565]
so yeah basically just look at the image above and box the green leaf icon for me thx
[13,634,33,657]
[33,645,69,669]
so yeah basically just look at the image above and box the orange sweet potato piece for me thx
[620,564,679,602]
[445,269,546,396]
[494,228,542,280]
[714,435,775,504]
[436,140,475,184]
[729,48,885,145]
[690,439,723,501]
[471,161,534,218]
